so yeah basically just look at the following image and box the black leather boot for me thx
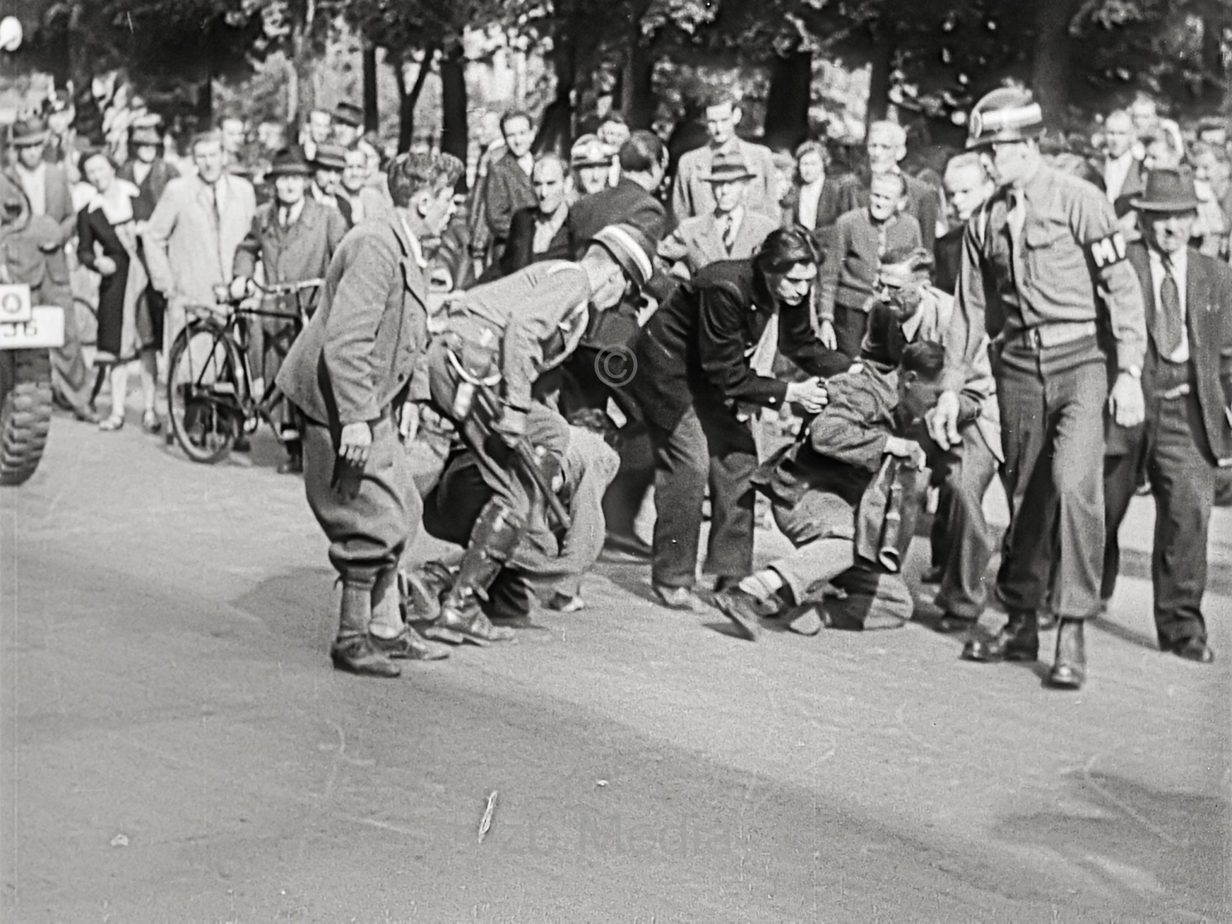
[961,610,1039,662]
[331,584,400,677]
[1047,618,1086,689]
[425,501,521,645]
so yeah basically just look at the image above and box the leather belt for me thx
[1001,320,1097,350]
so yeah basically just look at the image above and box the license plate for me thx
[0,284,33,323]
[0,306,66,349]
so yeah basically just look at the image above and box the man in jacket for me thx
[493,153,572,278]
[569,130,669,247]
[837,121,941,250]
[630,227,850,610]
[1102,169,1232,664]
[276,151,462,678]
[7,115,95,420]
[232,147,348,473]
[482,109,537,262]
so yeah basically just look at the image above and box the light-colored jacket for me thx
[142,173,256,310]
[658,209,778,280]
[670,138,781,224]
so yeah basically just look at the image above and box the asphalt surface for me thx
[2,411,1230,923]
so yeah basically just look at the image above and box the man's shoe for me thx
[961,611,1038,662]
[604,532,653,560]
[426,604,515,646]
[1047,618,1086,689]
[73,406,101,424]
[785,607,823,636]
[369,627,450,660]
[936,613,976,634]
[1167,637,1215,664]
[920,565,944,585]
[233,435,251,452]
[330,636,401,677]
[712,586,775,640]
[653,584,707,612]
[277,454,303,475]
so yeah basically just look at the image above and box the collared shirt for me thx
[516,153,534,177]
[1102,150,1137,203]
[131,160,153,188]
[797,180,822,230]
[399,216,428,269]
[716,205,744,250]
[946,161,1147,392]
[15,162,47,217]
[532,203,569,254]
[1147,246,1190,363]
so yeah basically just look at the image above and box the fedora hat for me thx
[309,143,347,171]
[266,146,312,178]
[129,124,162,147]
[703,149,756,182]
[1130,168,1201,213]
[10,115,50,147]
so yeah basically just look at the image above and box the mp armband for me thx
[1087,231,1128,269]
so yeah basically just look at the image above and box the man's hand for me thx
[926,390,962,450]
[494,406,528,446]
[785,377,828,415]
[95,256,118,277]
[338,421,372,467]
[399,401,421,442]
[228,276,253,301]
[818,319,837,350]
[1108,371,1145,429]
[885,435,927,469]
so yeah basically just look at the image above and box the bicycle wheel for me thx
[166,321,243,464]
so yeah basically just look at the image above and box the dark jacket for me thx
[933,224,963,296]
[117,159,180,222]
[494,206,573,278]
[630,258,850,431]
[483,151,536,244]
[1106,243,1232,464]
[568,177,669,254]
[780,177,848,233]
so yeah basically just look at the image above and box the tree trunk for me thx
[764,49,812,149]
[1031,0,1082,126]
[440,46,468,177]
[622,32,656,129]
[290,0,318,129]
[865,26,894,128]
[395,49,435,153]
[362,43,378,134]
[534,20,577,156]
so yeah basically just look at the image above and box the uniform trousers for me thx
[648,403,757,588]
[994,334,1109,619]
[301,415,418,587]
[1102,372,1215,647]
[926,426,1003,619]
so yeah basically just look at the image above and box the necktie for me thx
[1158,256,1184,358]
[208,183,220,226]
[721,213,736,253]
[279,206,290,229]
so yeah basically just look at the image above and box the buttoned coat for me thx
[669,138,781,224]
[1105,242,1232,463]
[142,173,256,310]
[658,209,778,280]
[233,198,348,315]
[276,214,430,428]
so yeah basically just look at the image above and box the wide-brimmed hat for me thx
[1130,168,1201,213]
[702,149,756,182]
[590,223,656,290]
[309,143,347,171]
[334,101,363,128]
[267,146,312,178]
[129,123,162,147]
[10,115,50,147]
[570,134,614,168]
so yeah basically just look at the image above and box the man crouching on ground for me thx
[277,151,463,678]
[714,340,947,639]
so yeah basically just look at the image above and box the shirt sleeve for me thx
[1071,183,1147,371]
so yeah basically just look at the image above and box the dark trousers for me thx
[832,303,868,360]
[928,426,1003,620]
[301,416,418,587]
[1102,388,1215,647]
[995,337,1108,619]
[648,404,757,588]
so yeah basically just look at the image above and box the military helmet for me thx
[966,87,1044,149]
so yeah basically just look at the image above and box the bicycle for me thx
[166,277,321,464]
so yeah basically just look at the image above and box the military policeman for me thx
[276,152,462,678]
[928,88,1147,690]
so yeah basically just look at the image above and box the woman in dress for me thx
[77,150,157,431]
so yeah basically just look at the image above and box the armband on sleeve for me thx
[1087,231,1128,269]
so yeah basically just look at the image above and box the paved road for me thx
[3,415,1229,923]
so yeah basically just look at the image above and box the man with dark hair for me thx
[670,89,780,223]
[630,227,850,610]
[929,88,1146,690]
[569,130,669,246]
[332,102,363,149]
[1102,168,1232,664]
[276,151,463,678]
[716,340,946,638]
[482,109,537,260]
